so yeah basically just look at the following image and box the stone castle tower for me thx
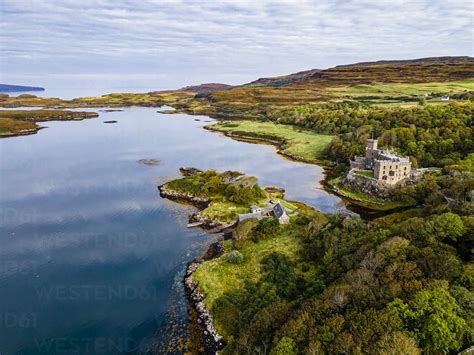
[349,139,412,186]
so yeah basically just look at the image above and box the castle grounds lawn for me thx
[209,121,334,162]
[354,170,375,178]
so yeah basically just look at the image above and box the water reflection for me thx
[0,107,344,353]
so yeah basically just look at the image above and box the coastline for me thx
[204,124,331,166]
[158,182,229,353]
[184,240,226,353]
[158,184,237,232]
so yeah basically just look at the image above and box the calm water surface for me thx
[0,107,345,354]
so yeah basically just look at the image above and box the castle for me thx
[349,139,412,186]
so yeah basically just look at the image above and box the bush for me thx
[233,218,259,250]
[252,218,280,242]
[227,250,244,264]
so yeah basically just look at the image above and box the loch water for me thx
[0,106,345,354]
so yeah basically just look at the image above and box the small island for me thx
[158,169,307,231]
[0,109,99,137]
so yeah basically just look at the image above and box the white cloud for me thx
[0,0,472,89]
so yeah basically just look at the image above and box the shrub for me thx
[226,250,244,264]
[252,218,280,242]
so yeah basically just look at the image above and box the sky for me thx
[0,0,473,91]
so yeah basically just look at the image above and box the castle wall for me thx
[374,160,411,185]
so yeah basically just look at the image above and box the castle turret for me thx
[366,139,378,151]
[365,139,378,166]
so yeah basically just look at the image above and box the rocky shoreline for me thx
[184,240,226,354]
[158,179,233,353]
[158,184,211,209]
[158,184,237,232]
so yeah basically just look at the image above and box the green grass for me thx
[202,201,261,223]
[0,117,39,137]
[0,110,98,121]
[0,110,99,137]
[209,121,334,162]
[354,170,374,178]
[0,91,195,109]
[192,226,300,336]
[328,80,474,98]
[163,170,276,223]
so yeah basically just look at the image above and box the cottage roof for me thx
[273,202,286,218]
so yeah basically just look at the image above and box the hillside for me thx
[336,56,474,68]
[177,83,234,94]
[169,56,474,119]
[244,68,322,87]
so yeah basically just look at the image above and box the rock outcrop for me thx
[158,184,210,209]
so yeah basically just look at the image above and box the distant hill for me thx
[175,57,474,96]
[231,56,474,91]
[244,68,322,87]
[336,56,474,68]
[176,55,474,119]
[177,83,233,94]
[0,84,45,93]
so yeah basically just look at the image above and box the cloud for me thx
[0,0,472,89]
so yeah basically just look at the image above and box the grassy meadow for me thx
[209,121,334,162]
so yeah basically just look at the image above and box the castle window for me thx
[389,171,395,176]
[382,176,387,180]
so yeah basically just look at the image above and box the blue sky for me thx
[1,0,472,90]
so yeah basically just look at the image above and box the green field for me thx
[328,80,474,98]
[354,170,374,178]
[209,121,334,162]
[192,227,301,336]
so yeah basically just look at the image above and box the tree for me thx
[270,337,297,355]
[427,212,466,242]
[374,331,421,355]
[388,287,467,353]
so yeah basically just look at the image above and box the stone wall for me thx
[344,170,392,199]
